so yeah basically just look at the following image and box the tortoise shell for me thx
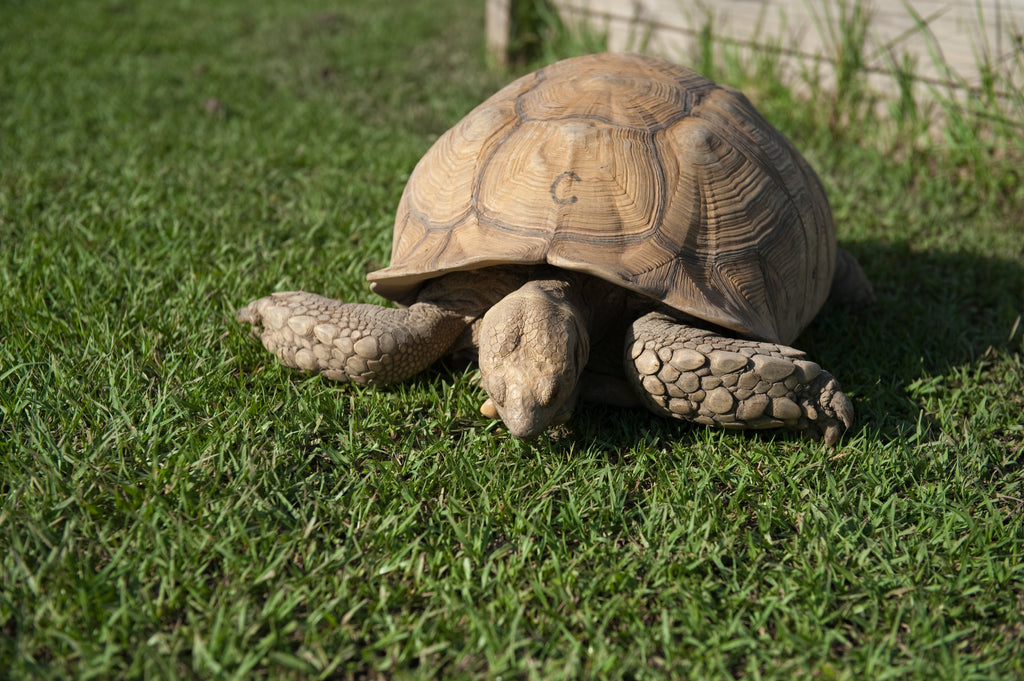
[367,52,836,345]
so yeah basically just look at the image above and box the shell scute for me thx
[476,119,668,245]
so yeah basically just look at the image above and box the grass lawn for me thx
[2,0,1022,678]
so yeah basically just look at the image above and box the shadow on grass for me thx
[828,241,1022,435]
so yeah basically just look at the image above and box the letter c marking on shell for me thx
[550,171,581,205]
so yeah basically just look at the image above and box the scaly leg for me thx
[625,312,854,444]
[237,292,467,385]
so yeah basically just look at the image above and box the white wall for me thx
[488,0,1024,94]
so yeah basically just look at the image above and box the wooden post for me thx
[486,0,512,66]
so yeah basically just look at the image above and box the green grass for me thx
[2,0,1023,679]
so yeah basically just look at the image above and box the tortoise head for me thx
[477,280,589,439]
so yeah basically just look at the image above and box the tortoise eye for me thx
[537,378,561,407]
[486,376,507,406]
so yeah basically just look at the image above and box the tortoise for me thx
[236,52,873,443]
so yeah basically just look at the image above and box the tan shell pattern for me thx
[367,52,836,344]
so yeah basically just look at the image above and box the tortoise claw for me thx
[797,373,855,445]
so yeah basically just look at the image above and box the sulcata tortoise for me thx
[237,52,873,444]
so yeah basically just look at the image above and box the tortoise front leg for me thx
[625,312,854,444]
[237,292,467,385]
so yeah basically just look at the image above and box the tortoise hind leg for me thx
[829,247,875,306]
[625,312,854,444]
[237,292,467,385]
